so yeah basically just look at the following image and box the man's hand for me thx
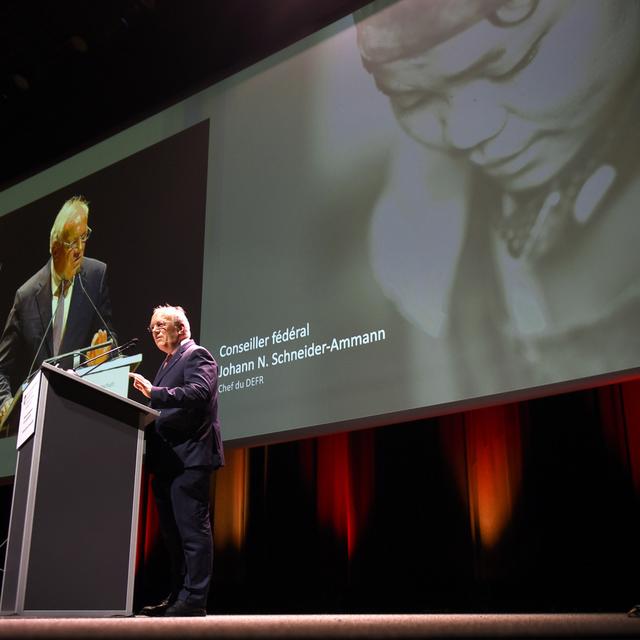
[129,372,152,399]
[86,329,109,365]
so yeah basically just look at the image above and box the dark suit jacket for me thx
[0,257,116,406]
[146,338,224,473]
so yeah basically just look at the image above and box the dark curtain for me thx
[134,378,640,613]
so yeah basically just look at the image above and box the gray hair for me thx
[49,195,90,253]
[153,304,192,339]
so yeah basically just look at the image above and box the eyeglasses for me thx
[148,320,170,334]
[62,227,92,251]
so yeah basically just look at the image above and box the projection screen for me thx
[1,0,639,452]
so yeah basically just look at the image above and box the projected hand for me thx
[87,329,109,365]
[0,399,10,426]
[129,372,152,399]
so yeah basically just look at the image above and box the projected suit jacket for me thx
[146,338,224,473]
[0,257,116,406]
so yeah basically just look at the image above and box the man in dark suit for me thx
[130,304,223,618]
[0,195,115,424]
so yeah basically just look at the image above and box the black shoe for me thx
[138,596,175,617]
[164,599,206,617]
[628,605,640,618]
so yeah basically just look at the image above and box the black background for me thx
[0,0,370,191]
[0,120,210,380]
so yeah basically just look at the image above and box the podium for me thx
[0,361,158,617]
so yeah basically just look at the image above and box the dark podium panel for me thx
[0,362,158,617]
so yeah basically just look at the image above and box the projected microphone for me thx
[24,311,56,388]
[76,338,139,377]
[77,271,118,349]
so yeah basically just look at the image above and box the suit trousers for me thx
[151,466,213,608]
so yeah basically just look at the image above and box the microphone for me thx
[76,337,139,377]
[44,340,114,368]
[23,341,115,392]
[77,270,118,348]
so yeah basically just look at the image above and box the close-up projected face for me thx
[51,203,90,281]
[357,0,640,193]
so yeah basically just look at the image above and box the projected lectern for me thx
[0,361,158,617]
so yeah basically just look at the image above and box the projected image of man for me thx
[355,0,640,393]
[0,195,116,422]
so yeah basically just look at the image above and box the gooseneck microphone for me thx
[44,341,113,368]
[76,337,139,378]
[77,271,118,349]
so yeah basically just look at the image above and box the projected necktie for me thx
[52,279,68,356]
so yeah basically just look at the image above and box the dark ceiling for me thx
[0,0,370,190]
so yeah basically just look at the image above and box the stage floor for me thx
[0,613,638,639]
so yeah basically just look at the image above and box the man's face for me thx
[360,0,640,192]
[149,312,182,355]
[51,205,89,280]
